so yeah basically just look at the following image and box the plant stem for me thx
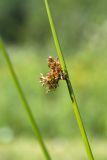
[0,39,51,160]
[66,79,94,160]
[44,0,94,159]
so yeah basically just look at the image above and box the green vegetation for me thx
[0,0,107,159]
[0,138,107,160]
[44,0,94,159]
[0,0,107,49]
[0,40,51,160]
[0,46,107,138]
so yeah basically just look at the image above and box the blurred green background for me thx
[0,0,107,159]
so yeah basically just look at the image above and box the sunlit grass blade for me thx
[44,0,94,159]
[44,0,66,72]
[0,39,51,160]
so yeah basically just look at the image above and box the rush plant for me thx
[0,0,95,159]
[0,39,51,160]
[43,0,94,160]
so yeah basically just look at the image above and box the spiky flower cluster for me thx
[40,56,66,91]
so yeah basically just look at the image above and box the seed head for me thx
[40,56,66,91]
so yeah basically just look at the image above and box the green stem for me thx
[44,0,66,72]
[44,0,94,159]
[66,79,94,160]
[0,39,51,160]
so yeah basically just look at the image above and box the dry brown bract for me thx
[40,56,66,91]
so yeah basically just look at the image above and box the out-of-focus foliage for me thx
[0,44,107,138]
[0,0,107,139]
[1,1,107,159]
[0,0,107,51]
[0,138,107,160]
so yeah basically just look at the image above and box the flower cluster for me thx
[40,56,66,91]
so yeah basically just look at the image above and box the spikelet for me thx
[40,56,66,91]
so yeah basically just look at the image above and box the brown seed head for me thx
[40,56,66,91]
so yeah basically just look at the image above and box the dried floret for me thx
[40,56,66,91]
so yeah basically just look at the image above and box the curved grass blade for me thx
[0,39,51,160]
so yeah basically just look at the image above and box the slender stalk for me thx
[44,0,94,159]
[0,39,51,160]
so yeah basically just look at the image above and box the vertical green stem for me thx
[0,39,51,160]
[66,79,94,160]
[44,0,66,72]
[44,0,94,159]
